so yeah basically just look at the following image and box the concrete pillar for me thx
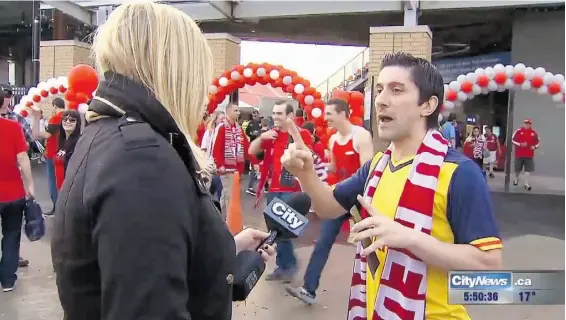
[39,40,93,82]
[205,33,241,78]
[368,25,432,150]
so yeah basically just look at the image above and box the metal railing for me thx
[315,47,369,100]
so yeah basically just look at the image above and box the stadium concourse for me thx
[3,162,564,320]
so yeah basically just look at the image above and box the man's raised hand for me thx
[281,118,314,178]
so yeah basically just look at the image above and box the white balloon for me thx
[466,72,477,83]
[524,67,535,79]
[230,71,241,81]
[37,82,49,91]
[485,67,495,79]
[12,104,22,114]
[442,110,451,118]
[497,85,506,92]
[57,76,68,88]
[553,74,565,83]
[47,78,59,88]
[208,85,218,94]
[487,80,498,91]
[467,92,475,99]
[282,76,293,85]
[493,64,505,73]
[304,95,314,105]
[552,93,563,102]
[504,79,515,89]
[78,103,89,114]
[438,113,443,122]
[449,81,461,92]
[256,67,266,77]
[504,65,515,77]
[521,81,532,91]
[243,68,253,78]
[269,69,280,80]
[537,85,548,95]
[28,87,39,96]
[474,68,486,77]
[311,107,322,118]
[443,84,450,93]
[294,84,305,94]
[481,88,490,95]
[514,63,526,74]
[543,72,554,85]
[456,75,467,83]
[534,67,546,77]
[472,84,482,95]
[443,101,455,109]
[457,91,468,101]
[218,77,229,87]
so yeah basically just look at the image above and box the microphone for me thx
[232,192,311,301]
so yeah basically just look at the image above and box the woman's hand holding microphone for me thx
[234,228,276,262]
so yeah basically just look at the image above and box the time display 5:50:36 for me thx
[463,291,499,302]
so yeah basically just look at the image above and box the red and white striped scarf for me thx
[347,130,448,320]
[215,119,245,167]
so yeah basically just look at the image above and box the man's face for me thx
[375,66,434,141]
[485,128,492,135]
[473,128,480,136]
[226,105,240,121]
[252,111,259,120]
[324,104,344,129]
[272,103,290,128]
[523,122,531,129]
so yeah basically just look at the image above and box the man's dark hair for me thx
[52,98,66,109]
[295,108,304,117]
[326,98,350,117]
[301,121,315,134]
[274,100,294,116]
[381,52,444,129]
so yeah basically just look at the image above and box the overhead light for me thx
[251,29,255,33]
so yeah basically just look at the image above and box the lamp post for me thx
[31,0,41,86]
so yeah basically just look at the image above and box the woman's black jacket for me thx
[51,73,236,320]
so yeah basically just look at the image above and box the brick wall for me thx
[205,33,241,78]
[39,40,93,118]
[368,26,432,151]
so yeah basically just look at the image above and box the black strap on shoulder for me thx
[117,115,159,151]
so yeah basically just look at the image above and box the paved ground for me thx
[2,164,564,319]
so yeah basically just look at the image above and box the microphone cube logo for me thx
[265,198,308,236]
[449,272,512,290]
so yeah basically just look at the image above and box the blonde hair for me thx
[91,0,212,167]
[206,111,224,131]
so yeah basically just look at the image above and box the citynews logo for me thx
[270,200,306,230]
[449,272,512,290]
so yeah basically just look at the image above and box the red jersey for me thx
[260,127,313,192]
[45,112,63,159]
[484,133,498,151]
[0,118,28,202]
[211,122,249,174]
[512,127,539,158]
[330,127,361,182]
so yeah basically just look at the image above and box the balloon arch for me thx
[207,63,366,145]
[440,63,565,120]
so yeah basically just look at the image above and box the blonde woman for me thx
[50,2,275,319]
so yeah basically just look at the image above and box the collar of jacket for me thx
[88,71,202,177]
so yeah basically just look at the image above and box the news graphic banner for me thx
[449,270,565,305]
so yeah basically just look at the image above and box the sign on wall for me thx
[434,52,511,83]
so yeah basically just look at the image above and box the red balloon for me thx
[315,126,325,136]
[50,87,59,95]
[349,91,364,106]
[58,85,67,93]
[327,127,337,136]
[284,84,295,93]
[513,73,526,85]
[21,110,28,117]
[312,99,325,108]
[75,92,89,104]
[68,64,99,94]
[349,116,363,126]
[531,76,544,88]
[32,95,41,103]
[548,82,562,95]
[40,90,49,98]
[295,94,305,105]
[494,73,507,85]
[460,81,473,93]
[65,90,76,102]
[25,101,33,107]
[313,92,322,99]
[67,101,79,110]
[446,90,458,102]
[476,75,489,87]
[332,90,350,102]
[350,105,364,118]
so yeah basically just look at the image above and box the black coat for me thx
[51,73,236,320]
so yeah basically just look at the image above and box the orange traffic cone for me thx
[226,171,243,235]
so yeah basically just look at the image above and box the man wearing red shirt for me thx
[0,117,35,291]
[249,101,313,281]
[512,119,540,191]
[212,103,249,218]
[286,98,373,304]
[483,126,500,178]
[32,98,65,215]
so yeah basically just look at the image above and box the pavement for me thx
[1,164,564,320]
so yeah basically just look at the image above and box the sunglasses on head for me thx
[62,117,77,124]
